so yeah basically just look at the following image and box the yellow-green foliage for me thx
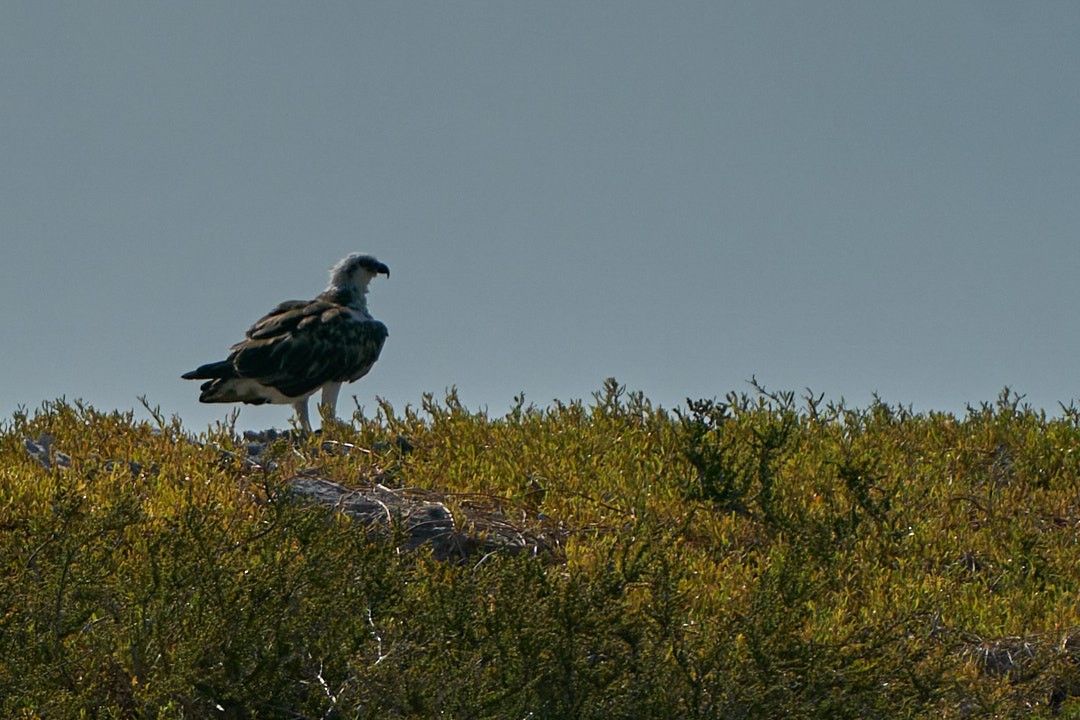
[4,382,1080,718]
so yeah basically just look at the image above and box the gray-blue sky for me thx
[3,2,1079,429]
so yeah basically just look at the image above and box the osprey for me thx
[183,253,389,431]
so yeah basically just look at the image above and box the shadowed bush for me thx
[4,384,1080,717]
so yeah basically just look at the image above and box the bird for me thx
[183,253,389,432]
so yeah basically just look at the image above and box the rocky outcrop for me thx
[25,430,563,564]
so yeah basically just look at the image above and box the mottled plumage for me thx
[183,253,389,431]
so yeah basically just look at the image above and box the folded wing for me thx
[228,300,388,399]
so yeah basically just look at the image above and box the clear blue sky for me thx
[3,2,1079,430]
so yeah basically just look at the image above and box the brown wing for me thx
[244,300,325,340]
[226,301,388,399]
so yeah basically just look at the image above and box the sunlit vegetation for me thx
[5,380,1080,718]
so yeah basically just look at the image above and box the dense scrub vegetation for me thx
[5,380,1080,718]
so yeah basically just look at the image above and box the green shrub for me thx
[3,384,1080,717]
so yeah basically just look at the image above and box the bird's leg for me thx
[293,398,313,434]
[320,382,342,422]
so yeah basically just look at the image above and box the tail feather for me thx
[185,359,288,406]
[182,360,235,380]
[197,377,276,405]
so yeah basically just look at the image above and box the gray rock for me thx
[285,476,561,562]
[23,434,71,469]
[287,476,456,554]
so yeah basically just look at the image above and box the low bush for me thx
[4,383,1080,718]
